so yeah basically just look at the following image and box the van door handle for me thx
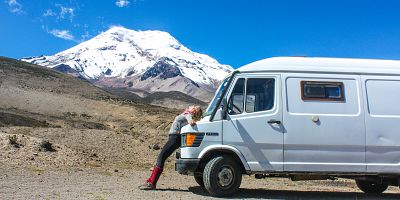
[267,119,281,124]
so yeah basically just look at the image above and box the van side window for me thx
[227,78,245,115]
[301,81,345,101]
[246,78,275,113]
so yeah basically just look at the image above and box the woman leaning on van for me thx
[139,105,203,190]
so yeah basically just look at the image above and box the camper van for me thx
[175,57,400,197]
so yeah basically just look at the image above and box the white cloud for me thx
[80,30,90,41]
[79,24,91,42]
[48,29,75,41]
[43,9,56,17]
[58,5,75,21]
[5,0,25,14]
[115,0,130,7]
[42,5,75,22]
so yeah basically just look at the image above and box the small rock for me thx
[40,139,55,152]
[90,153,98,158]
[114,169,118,172]
[33,153,38,156]
[152,144,160,150]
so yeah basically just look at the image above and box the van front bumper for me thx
[175,158,200,175]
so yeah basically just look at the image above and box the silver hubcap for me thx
[218,166,234,187]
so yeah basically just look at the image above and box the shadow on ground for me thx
[188,186,400,199]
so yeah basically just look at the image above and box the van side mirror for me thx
[221,98,228,120]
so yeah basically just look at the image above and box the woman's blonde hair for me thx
[192,106,203,121]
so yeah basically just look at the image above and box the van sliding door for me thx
[283,74,366,172]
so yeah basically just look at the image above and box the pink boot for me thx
[138,166,163,190]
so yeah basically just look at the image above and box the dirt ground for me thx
[1,165,399,200]
[2,127,400,200]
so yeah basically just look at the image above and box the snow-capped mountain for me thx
[22,26,233,103]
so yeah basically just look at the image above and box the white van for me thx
[175,57,400,197]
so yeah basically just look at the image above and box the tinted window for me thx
[246,78,275,113]
[227,78,245,115]
[302,81,345,101]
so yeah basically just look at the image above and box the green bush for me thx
[8,135,20,148]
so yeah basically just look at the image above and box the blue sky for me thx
[1,0,400,68]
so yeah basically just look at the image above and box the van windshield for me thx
[204,76,231,116]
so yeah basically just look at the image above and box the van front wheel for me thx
[194,174,204,187]
[356,179,388,194]
[203,156,242,197]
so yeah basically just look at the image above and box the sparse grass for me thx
[100,171,112,176]
[8,134,17,145]
[85,192,106,200]
[86,162,102,168]
[28,166,45,174]
[8,134,23,148]
[115,163,135,170]
[95,195,106,200]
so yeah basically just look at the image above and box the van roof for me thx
[237,57,400,75]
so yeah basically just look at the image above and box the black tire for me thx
[356,179,388,194]
[203,156,242,197]
[194,174,204,187]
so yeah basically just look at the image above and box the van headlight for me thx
[181,133,205,147]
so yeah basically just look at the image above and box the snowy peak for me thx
[20,27,235,105]
[22,26,233,87]
[103,26,185,52]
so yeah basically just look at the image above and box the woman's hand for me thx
[189,120,197,126]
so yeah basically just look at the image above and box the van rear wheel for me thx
[356,179,388,194]
[203,156,242,197]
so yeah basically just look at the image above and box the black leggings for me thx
[156,134,181,168]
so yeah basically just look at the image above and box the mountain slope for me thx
[105,88,208,108]
[21,26,233,102]
[0,56,111,100]
[0,56,182,170]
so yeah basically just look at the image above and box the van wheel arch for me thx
[197,150,246,174]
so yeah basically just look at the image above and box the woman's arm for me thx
[184,114,196,126]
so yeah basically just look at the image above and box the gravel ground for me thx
[1,166,399,200]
